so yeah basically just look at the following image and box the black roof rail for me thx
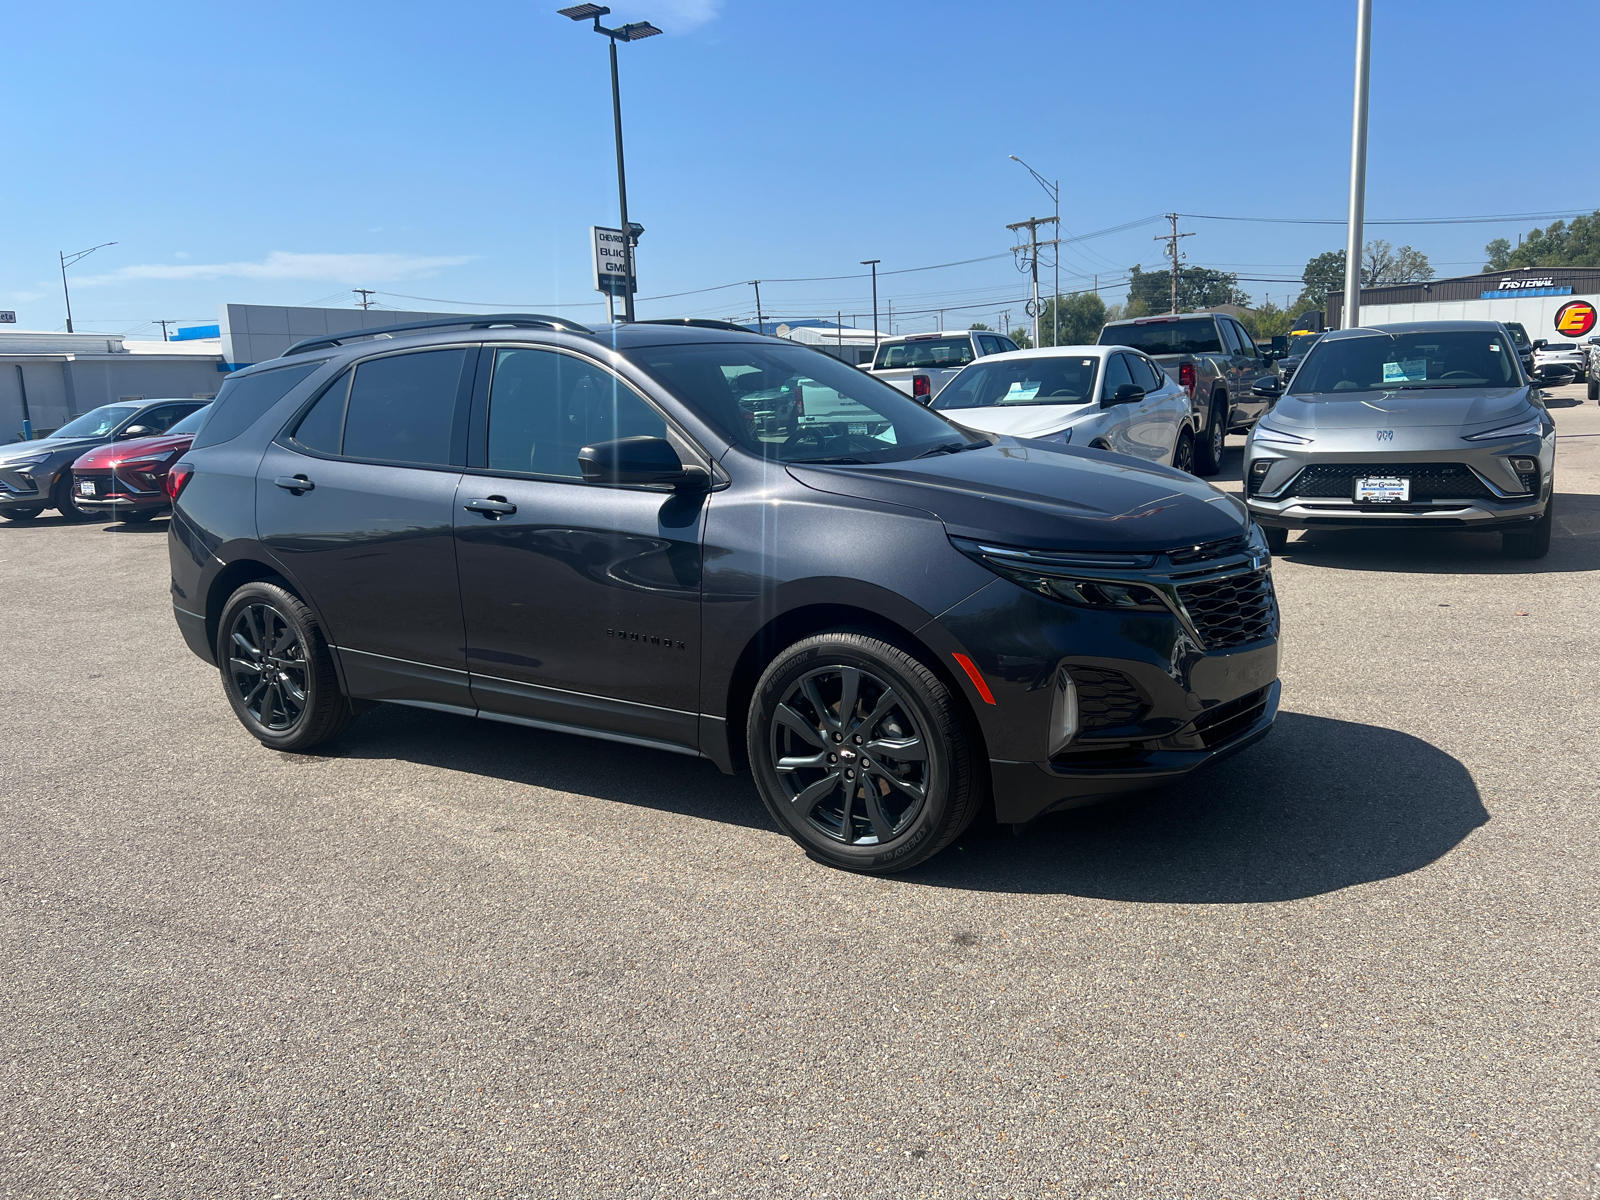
[280,313,594,358]
[637,318,760,335]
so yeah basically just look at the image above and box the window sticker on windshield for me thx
[1005,381,1042,401]
[1382,359,1428,383]
[1488,343,1500,352]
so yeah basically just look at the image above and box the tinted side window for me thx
[291,371,350,455]
[1100,353,1134,399]
[998,338,1021,353]
[486,348,665,480]
[191,362,322,450]
[1129,355,1162,392]
[978,335,1002,356]
[136,403,200,433]
[341,349,468,466]
[1232,322,1257,357]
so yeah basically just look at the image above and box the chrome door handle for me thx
[463,497,517,517]
[274,475,314,492]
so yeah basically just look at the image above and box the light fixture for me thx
[557,4,609,19]
[619,21,661,39]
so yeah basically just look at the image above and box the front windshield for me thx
[633,342,971,464]
[50,404,139,439]
[1290,330,1520,394]
[873,337,975,370]
[166,404,212,435]
[934,355,1099,410]
[1503,323,1530,348]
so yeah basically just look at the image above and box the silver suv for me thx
[1243,321,1561,558]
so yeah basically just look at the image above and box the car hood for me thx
[1264,386,1534,431]
[72,432,192,470]
[787,441,1246,554]
[0,435,103,465]
[941,403,1097,439]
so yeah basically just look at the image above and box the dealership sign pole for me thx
[1342,0,1372,330]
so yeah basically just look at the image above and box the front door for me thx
[256,346,475,709]
[453,346,706,752]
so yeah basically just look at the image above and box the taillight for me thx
[165,462,194,502]
[1179,362,1196,398]
[912,374,931,400]
[794,388,805,416]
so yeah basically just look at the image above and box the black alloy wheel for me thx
[1172,428,1196,475]
[218,581,358,751]
[1194,395,1226,476]
[748,631,985,873]
[0,506,44,521]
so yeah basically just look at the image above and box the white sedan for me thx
[929,345,1197,471]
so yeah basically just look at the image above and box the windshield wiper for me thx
[914,439,988,459]
[793,455,869,465]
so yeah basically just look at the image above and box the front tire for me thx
[1587,376,1598,402]
[748,631,985,873]
[1502,494,1553,560]
[1263,525,1289,555]
[1171,428,1196,474]
[218,581,358,751]
[1,506,44,521]
[1194,394,1226,476]
[51,475,97,522]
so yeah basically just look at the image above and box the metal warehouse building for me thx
[1328,266,1600,340]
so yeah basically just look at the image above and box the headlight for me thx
[2,452,52,470]
[1462,412,1545,441]
[1252,423,1312,446]
[952,539,1168,611]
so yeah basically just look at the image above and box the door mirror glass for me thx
[1251,378,1284,399]
[578,435,700,488]
[1107,383,1146,406]
[119,425,154,438]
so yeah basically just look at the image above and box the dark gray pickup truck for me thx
[1098,313,1278,474]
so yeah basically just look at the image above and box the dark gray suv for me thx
[167,315,1281,872]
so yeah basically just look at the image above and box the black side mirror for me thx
[1533,339,1548,349]
[1532,364,1576,386]
[1104,383,1145,406]
[578,436,705,489]
[1251,378,1284,399]
[118,425,154,438]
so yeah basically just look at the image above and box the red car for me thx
[70,403,211,522]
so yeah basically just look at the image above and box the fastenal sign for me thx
[591,226,635,297]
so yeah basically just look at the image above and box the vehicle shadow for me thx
[908,712,1487,903]
[1274,491,1600,575]
[326,702,774,832]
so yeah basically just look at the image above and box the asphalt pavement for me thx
[2,387,1597,1199]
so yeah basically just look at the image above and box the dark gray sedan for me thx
[1243,321,1564,559]
[0,397,209,521]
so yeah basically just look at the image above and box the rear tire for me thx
[1502,494,1553,560]
[1263,525,1289,555]
[1194,394,1227,476]
[748,631,985,873]
[1,506,44,521]
[218,581,358,752]
[119,508,157,523]
[1171,427,1196,474]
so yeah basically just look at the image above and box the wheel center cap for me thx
[839,747,857,761]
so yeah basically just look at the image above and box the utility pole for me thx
[750,280,763,332]
[837,311,843,362]
[353,289,376,310]
[886,299,892,338]
[1343,0,1373,329]
[1008,216,1058,347]
[861,260,881,352]
[1009,156,1060,346]
[58,242,117,333]
[1155,214,1195,314]
[154,320,174,342]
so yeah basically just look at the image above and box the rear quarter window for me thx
[190,361,324,450]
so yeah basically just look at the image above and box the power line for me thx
[1180,208,1595,227]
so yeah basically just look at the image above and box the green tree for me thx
[1006,324,1033,349]
[968,322,992,331]
[1483,212,1600,270]
[1363,240,1434,284]
[1034,291,1108,347]
[1127,264,1250,314]
[1239,299,1294,340]
[1298,250,1347,308]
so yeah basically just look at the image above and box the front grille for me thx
[1165,534,1249,565]
[1176,568,1277,649]
[1286,462,1492,501]
[75,473,114,497]
[1067,667,1148,731]
[1189,686,1271,748]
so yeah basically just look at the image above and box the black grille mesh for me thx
[1067,667,1148,731]
[1287,462,1491,501]
[1177,569,1277,649]
[1189,686,1271,748]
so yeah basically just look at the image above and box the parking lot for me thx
[2,385,1597,1198]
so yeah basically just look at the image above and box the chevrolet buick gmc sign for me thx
[591,226,636,297]
[0,311,14,323]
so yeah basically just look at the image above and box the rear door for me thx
[452,345,706,753]
[1227,319,1272,426]
[256,346,474,710]
[1124,353,1183,461]
[1097,353,1147,458]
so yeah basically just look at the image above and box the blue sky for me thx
[4,0,1596,338]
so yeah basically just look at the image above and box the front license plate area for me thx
[77,480,97,497]
[1355,476,1409,503]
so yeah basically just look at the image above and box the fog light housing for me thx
[1247,458,1273,497]
[1510,457,1537,473]
[1049,667,1079,756]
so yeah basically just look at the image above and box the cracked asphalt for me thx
[2,386,1596,1198]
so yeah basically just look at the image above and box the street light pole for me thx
[559,5,662,323]
[1009,156,1059,345]
[861,260,881,352]
[1343,0,1372,330]
[58,242,116,333]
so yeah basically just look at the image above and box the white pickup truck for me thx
[867,330,1020,402]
